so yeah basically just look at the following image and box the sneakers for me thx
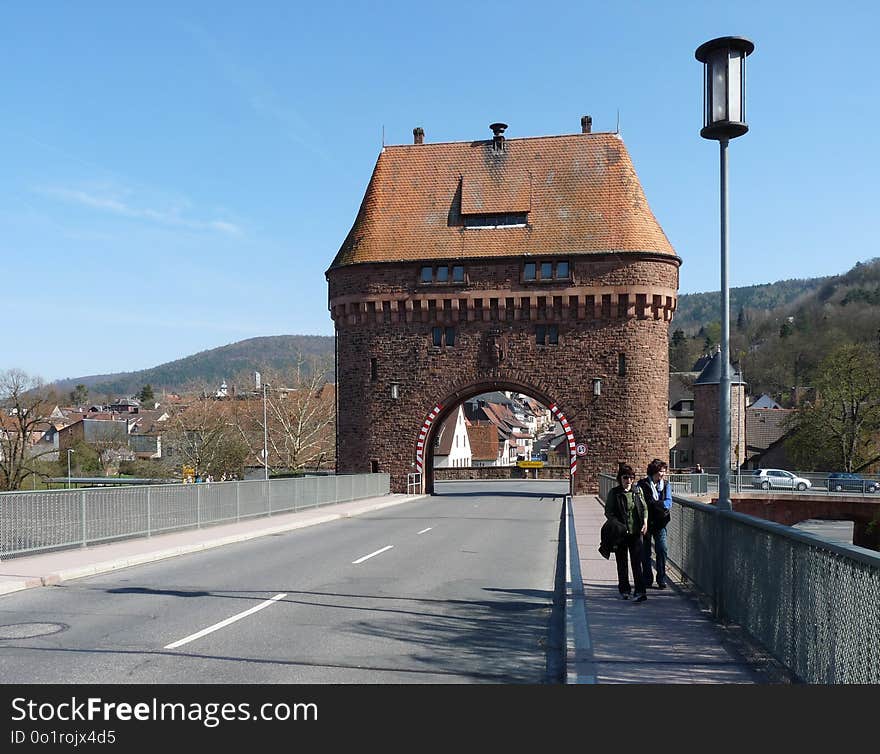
[656,583,667,590]
[648,582,667,590]
[619,592,631,600]
[633,592,647,602]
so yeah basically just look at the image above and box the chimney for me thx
[489,122,508,151]
[413,127,425,145]
[581,115,592,133]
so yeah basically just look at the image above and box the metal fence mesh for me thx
[598,472,880,683]
[0,474,390,560]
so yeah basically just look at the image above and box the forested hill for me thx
[673,276,831,334]
[50,335,335,398]
[671,258,880,401]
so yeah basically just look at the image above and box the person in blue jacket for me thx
[637,458,673,589]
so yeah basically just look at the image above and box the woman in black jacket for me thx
[603,463,649,601]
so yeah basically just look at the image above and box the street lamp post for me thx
[263,382,270,481]
[696,36,754,510]
[67,448,75,489]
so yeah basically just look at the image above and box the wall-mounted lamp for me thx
[390,383,399,400]
[592,378,602,397]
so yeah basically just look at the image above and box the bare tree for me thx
[0,369,58,490]
[233,354,336,474]
[161,396,248,479]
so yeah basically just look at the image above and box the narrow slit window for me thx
[548,325,559,345]
[618,352,626,377]
[445,327,456,347]
[432,327,443,347]
[370,358,377,382]
[536,325,546,345]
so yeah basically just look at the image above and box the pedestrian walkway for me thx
[566,494,781,684]
[0,493,423,597]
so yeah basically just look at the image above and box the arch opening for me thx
[413,381,578,495]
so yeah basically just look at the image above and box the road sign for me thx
[575,443,587,457]
[517,460,544,468]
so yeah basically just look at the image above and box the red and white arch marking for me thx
[549,403,578,475]
[415,404,443,475]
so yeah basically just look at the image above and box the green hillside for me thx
[671,258,880,402]
[51,335,335,398]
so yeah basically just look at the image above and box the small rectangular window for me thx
[370,460,379,473]
[421,266,433,283]
[445,327,456,347]
[524,263,536,281]
[436,266,449,283]
[556,261,569,279]
[370,358,377,382]
[541,261,553,280]
[618,352,626,377]
[681,424,690,438]
[432,327,443,347]
[536,325,546,345]
[452,265,464,282]
[548,325,558,345]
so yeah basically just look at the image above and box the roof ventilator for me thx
[489,122,508,153]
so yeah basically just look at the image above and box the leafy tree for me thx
[786,344,880,471]
[69,384,89,405]
[138,384,155,404]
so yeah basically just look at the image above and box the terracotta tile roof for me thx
[467,423,498,461]
[746,408,795,453]
[329,131,675,268]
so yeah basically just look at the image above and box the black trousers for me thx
[615,532,646,595]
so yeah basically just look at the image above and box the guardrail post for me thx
[80,490,87,548]
[197,483,202,529]
[236,481,241,522]
[146,487,152,538]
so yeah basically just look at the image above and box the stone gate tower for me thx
[326,119,680,493]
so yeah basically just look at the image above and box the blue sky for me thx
[3,1,877,382]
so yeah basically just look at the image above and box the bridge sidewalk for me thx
[567,494,772,684]
[0,494,424,597]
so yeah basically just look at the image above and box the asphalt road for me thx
[0,480,567,684]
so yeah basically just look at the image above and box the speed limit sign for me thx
[575,443,587,457]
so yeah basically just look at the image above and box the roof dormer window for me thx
[463,212,528,229]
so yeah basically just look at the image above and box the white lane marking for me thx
[352,545,394,564]
[417,527,433,535]
[164,593,287,650]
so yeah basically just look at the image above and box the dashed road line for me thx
[164,592,287,650]
[352,545,394,564]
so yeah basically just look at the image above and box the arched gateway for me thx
[326,119,680,494]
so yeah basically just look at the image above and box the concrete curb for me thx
[0,494,427,597]
[564,495,596,683]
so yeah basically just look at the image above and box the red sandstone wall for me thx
[329,255,678,493]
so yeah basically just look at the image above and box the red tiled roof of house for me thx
[746,407,795,453]
[467,423,498,461]
[329,130,675,269]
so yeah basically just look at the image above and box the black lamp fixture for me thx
[695,36,755,141]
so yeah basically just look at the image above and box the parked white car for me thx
[752,468,811,491]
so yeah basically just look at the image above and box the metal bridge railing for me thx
[0,473,390,560]
[406,472,422,495]
[598,472,880,683]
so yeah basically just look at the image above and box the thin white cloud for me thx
[37,186,243,236]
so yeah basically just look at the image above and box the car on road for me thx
[826,472,879,493]
[752,468,812,491]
